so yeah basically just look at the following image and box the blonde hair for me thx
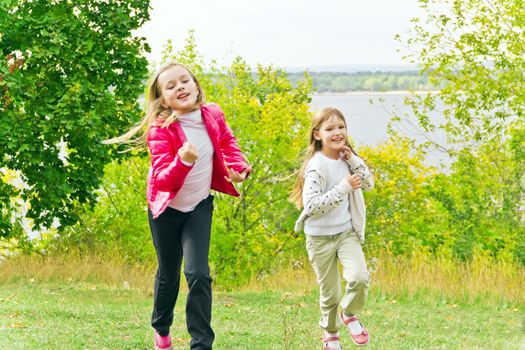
[290,107,359,208]
[103,61,205,148]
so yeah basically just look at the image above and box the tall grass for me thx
[0,253,157,292]
[1,250,524,305]
[371,250,525,304]
[246,250,525,305]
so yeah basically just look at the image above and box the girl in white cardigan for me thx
[291,107,374,349]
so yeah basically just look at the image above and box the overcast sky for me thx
[135,0,424,69]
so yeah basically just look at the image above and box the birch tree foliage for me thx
[398,0,525,262]
[397,0,525,149]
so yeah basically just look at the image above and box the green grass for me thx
[0,281,523,350]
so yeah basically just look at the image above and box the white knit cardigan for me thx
[294,152,374,242]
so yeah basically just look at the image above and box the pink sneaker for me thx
[341,313,369,346]
[154,332,174,350]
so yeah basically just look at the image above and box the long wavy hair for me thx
[102,61,205,148]
[289,107,361,209]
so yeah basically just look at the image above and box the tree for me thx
[360,137,448,256]
[397,0,525,261]
[397,0,525,148]
[0,0,150,236]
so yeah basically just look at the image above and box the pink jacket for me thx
[146,103,251,218]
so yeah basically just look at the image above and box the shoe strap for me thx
[323,335,340,342]
[342,315,359,325]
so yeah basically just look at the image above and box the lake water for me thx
[310,93,450,167]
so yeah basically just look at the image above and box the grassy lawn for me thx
[0,281,523,349]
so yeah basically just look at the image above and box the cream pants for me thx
[306,229,370,332]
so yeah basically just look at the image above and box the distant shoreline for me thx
[314,90,440,96]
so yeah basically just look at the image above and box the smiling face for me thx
[313,114,348,159]
[157,65,200,114]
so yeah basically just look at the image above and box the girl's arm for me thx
[147,127,193,192]
[302,170,353,217]
[345,156,374,191]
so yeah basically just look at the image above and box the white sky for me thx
[135,0,424,69]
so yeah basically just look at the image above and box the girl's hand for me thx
[225,167,248,183]
[346,174,362,190]
[339,145,354,160]
[178,142,199,163]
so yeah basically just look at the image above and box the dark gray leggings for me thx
[148,194,214,350]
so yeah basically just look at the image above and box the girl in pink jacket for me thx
[106,62,250,350]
